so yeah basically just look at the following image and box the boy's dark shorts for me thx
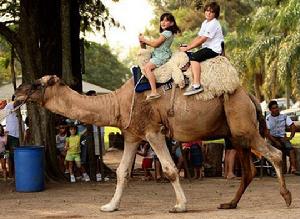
[190,47,219,62]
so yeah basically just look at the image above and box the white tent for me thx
[0,78,111,100]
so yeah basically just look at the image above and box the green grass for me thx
[102,128,300,150]
[289,132,300,148]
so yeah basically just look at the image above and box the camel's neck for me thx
[44,85,120,127]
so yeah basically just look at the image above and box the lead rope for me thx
[124,75,145,129]
[0,84,36,122]
[0,100,27,122]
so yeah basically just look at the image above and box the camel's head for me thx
[14,75,61,106]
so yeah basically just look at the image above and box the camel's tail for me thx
[248,94,267,158]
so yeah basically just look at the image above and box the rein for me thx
[124,75,145,129]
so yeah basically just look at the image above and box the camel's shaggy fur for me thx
[137,48,188,88]
[137,49,240,100]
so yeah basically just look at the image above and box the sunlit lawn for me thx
[103,128,300,149]
[104,126,121,149]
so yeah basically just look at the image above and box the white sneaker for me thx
[76,176,82,181]
[70,175,76,183]
[64,169,70,174]
[96,173,102,182]
[104,176,109,182]
[183,85,204,96]
[83,173,90,182]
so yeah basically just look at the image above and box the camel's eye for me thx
[32,83,41,90]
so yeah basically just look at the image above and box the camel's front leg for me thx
[101,137,139,212]
[146,132,187,213]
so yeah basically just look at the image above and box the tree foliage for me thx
[145,0,300,103]
[83,41,130,90]
[225,0,300,102]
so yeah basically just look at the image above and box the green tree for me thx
[225,0,300,104]
[83,42,130,90]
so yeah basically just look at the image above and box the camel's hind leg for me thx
[101,135,140,212]
[219,147,253,209]
[251,136,292,207]
[146,131,187,213]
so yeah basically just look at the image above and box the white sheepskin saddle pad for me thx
[137,49,240,101]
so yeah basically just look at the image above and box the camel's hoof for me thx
[100,204,118,212]
[281,190,292,207]
[169,205,187,213]
[218,202,237,209]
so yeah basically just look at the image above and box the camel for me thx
[14,75,291,213]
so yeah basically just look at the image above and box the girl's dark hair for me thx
[69,124,78,134]
[204,2,220,19]
[159,12,181,34]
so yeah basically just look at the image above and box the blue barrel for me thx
[14,146,45,192]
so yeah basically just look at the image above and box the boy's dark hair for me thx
[159,12,181,34]
[268,100,278,110]
[204,2,220,19]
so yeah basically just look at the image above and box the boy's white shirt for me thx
[198,18,224,54]
[3,102,19,138]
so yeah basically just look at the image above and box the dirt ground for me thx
[0,149,300,219]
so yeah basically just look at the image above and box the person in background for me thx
[64,124,90,183]
[24,116,31,144]
[3,95,20,177]
[137,141,155,181]
[223,138,237,179]
[266,100,297,174]
[85,90,109,182]
[0,124,8,180]
[183,141,204,179]
[56,121,68,174]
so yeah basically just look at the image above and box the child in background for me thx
[137,141,155,181]
[0,124,8,180]
[56,122,68,174]
[183,141,204,179]
[64,124,90,183]
[139,12,180,100]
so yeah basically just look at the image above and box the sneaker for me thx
[70,175,76,183]
[183,85,204,96]
[96,173,102,182]
[76,176,82,181]
[83,173,90,182]
[104,176,110,182]
[64,169,70,174]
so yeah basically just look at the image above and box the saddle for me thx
[131,66,173,93]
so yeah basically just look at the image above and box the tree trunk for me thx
[19,0,63,179]
[61,0,73,85]
[254,73,263,102]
